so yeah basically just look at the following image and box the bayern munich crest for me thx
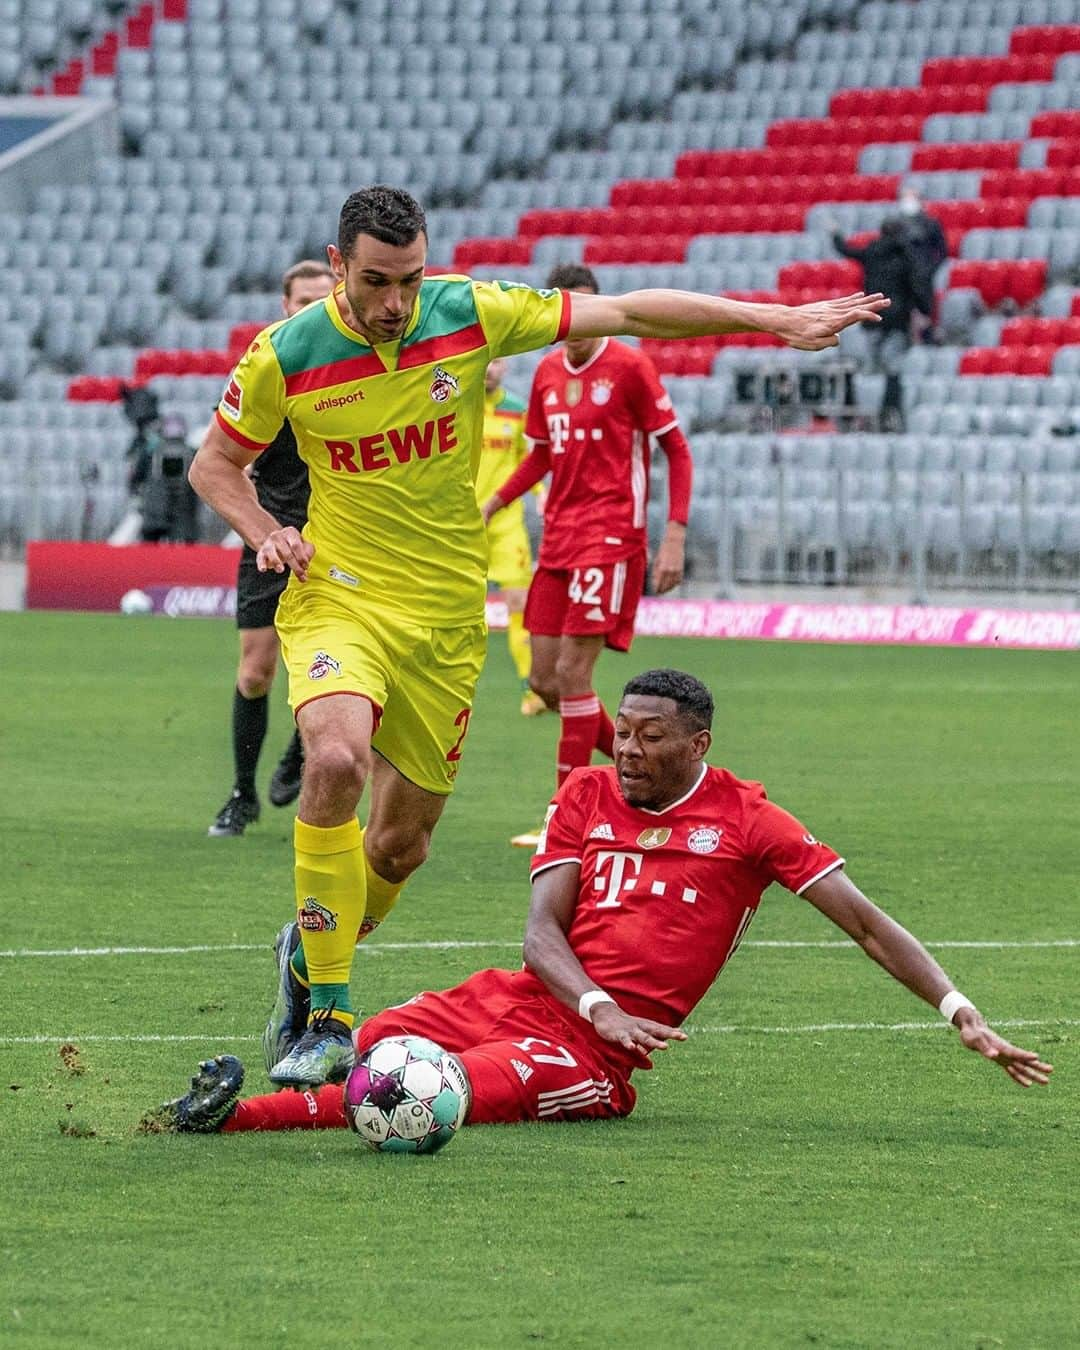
[590,378,614,405]
[687,826,722,854]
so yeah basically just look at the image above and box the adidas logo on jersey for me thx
[544,389,558,405]
[589,822,616,840]
[585,606,606,622]
[511,1059,534,1084]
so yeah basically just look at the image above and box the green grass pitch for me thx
[1,611,1076,1349]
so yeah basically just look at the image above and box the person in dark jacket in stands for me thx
[898,186,948,339]
[832,216,919,431]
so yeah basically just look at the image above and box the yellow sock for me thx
[294,817,365,1027]
[357,827,406,942]
[507,610,531,684]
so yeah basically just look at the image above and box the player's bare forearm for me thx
[191,425,314,580]
[567,289,889,351]
[522,866,598,1013]
[803,871,1052,1086]
[652,521,686,594]
[803,871,954,1010]
[189,437,279,552]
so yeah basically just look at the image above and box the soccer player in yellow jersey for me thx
[190,185,888,1087]
[478,357,545,715]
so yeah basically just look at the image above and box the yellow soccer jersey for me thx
[216,277,570,626]
[475,385,529,533]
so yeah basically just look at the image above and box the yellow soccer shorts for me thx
[276,580,486,795]
[486,518,533,592]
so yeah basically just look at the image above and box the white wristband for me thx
[578,989,616,1022]
[938,990,976,1024]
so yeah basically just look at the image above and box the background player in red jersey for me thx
[482,265,694,847]
[150,669,1051,1135]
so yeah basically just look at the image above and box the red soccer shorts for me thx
[523,552,646,652]
[355,968,637,1125]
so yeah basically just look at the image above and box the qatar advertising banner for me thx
[24,541,239,614]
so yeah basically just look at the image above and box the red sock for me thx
[557,693,601,787]
[594,705,615,758]
[222,1083,348,1133]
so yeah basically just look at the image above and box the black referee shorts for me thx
[236,546,289,630]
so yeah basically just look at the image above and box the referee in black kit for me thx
[208,260,334,837]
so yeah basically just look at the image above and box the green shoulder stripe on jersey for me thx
[408,277,481,344]
[270,301,365,377]
[496,391,527,415]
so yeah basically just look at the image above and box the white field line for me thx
[1,938,1077,959]
[3,1018,1078,1047]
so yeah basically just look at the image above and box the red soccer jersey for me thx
[525,338,679,568]
[530,765,843,1030]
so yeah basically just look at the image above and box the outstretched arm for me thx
[802,870,1053,1088]
[523,864,687,1056]
[566,289,887,351]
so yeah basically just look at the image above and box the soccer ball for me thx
[344,1035,470,1155]
[119,588,153,615]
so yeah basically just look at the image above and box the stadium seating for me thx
[0,0,1076,589]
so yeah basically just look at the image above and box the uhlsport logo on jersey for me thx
[687,826,723,855]
[429,365,460,403]
[299,898,337,932]
[307,649,342,680]
[590,378,614,405]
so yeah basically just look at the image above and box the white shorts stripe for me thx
[536,1076,610,1103]
[610,560,626,615]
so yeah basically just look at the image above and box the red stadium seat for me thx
[1030,110,1080,139]
[67,376,126,402]
[453,237,532,269]
[1010,260,1049,308]
[912,141,1021,171]
[1046,141,1080,169]
[1016,345,1056,375]
[921,54,1056,86]
[1009,24,1080,56]
[228,322,263,355]
[980,168,1073,200]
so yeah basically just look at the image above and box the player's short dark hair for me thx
[281,258,333,297]
[338,186,427,257]
[621,669,714,732]
[545,263,600,293]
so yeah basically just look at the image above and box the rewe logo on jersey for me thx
[589,822,616,841]
[324,413,457,473]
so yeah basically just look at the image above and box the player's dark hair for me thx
[621,669,714,732]
[338,186,427,257]
[545,263,600,293]
[281,258,333,297]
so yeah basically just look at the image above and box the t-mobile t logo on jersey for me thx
[547,411,570,455]
[593,850,644,909]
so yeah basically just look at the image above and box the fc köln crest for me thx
[564,378,582,407]
[637,827,671,849]
[429,365,460,403]
[307,650,342,681]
